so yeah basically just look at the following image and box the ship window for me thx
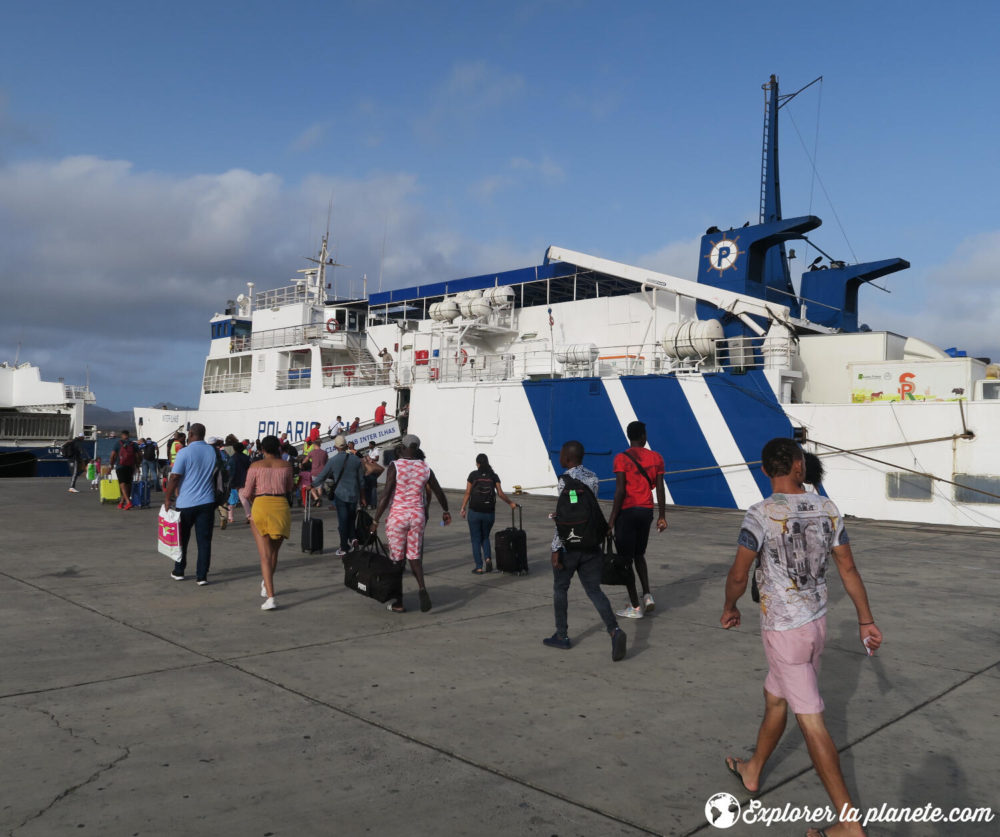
[981,381,1000,400]
[886,472,932,501]
[953,474,1000,505]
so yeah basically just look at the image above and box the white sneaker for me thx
[335,548,347,557]
[261,597,277,611]
[261,579,268,598]
[643,593,655,611]
[615,605,644,619]
[68,487,79,493]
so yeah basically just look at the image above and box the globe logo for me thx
[705,792,741,828]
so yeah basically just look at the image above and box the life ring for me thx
[344,366,355,378]
[326,318,339,333]
[323,366,334,378]
[456,348,468,366]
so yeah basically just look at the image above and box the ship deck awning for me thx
[368,259,647,312]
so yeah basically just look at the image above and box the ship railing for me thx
[253,285,318,310]
[63,384,96,402]
[319,361,383,389]
[397,344,662,385]
[247,324,325,351]
[276,368,314,390]
[234,324,357,353]
[202,372,252,394]
[707,335,792,371]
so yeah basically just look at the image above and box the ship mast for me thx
[759,74,822,297]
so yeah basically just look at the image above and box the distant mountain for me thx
[153,402,196,411]
[85,405,140,431]
[85,404,196,431]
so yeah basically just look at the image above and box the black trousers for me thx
[615,507,654,606]
[174,502,215,581]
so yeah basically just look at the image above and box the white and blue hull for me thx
[135,370,1000,529]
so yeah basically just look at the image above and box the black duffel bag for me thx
[355,507,375,547]
[600,534,633,586]
[343,536,404,603]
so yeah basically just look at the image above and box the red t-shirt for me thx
[613,447,665,509]
[374,405,386,425]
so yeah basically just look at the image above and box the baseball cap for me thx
[401,434,420,448]
[206,436,223,445]
[333,434,347,448]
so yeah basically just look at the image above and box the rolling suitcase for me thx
[301,498,323,553]
[342,537,404,603]
[131,480,151,509]
[494,505,528,574]
[99,476,120,505]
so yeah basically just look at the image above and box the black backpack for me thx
[555,474,608,552]
[469,471,497,512]
[213,452,231,506]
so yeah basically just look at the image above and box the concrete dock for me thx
[1,478,997,836]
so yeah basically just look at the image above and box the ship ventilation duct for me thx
[661,319,723,359]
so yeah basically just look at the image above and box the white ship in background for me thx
[134,76,1000,528]
[0,361,96,477]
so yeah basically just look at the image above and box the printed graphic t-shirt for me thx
[738,492,849,632]
[613,447,665,509]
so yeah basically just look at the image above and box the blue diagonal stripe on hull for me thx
[619,376,737,508]
[703,371,795,497]
[522,378,626,500]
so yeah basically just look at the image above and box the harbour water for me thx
[2,478,997,835]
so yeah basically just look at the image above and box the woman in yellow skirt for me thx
[240,435,294,610]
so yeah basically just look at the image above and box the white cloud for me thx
[632,235,703,280]
[471,155,566,202]
[415,61,524,141]
[509,155,565,183]
[289,122,328,152]
[863,229,1000,362]
[471,173,514,201]
[0,155,541,409]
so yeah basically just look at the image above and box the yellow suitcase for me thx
[100,476,121,504]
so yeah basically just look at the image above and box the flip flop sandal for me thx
[386,602,405,613]
[725,757,758,796]
[472,568,485,574]
[484,560,493,573]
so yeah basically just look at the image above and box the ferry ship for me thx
[0,361,97,477]
[134,76,1000,528]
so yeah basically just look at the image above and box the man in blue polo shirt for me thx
[164,423,218,585]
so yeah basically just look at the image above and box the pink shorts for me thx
[762,616,826,715]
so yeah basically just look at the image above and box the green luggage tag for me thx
[569,490,578,503]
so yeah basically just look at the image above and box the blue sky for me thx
[2,1,999,409]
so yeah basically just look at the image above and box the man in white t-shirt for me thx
[328,415,346,437]
[720,437,882,837]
